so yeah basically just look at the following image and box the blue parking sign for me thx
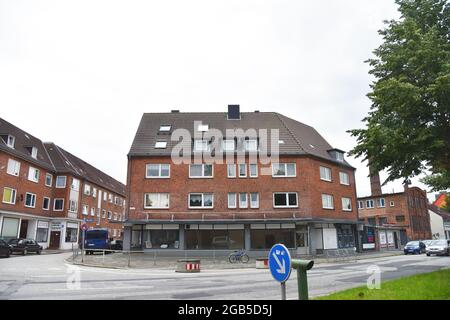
[268,243,292,283]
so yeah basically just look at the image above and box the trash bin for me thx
[176,259,201,273]
[255,258,269,269]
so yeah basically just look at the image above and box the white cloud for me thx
[0,0,436,200]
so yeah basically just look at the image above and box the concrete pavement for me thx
[0,252,448,299]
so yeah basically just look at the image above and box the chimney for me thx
[369,166,382,196]
[227,104,240,120]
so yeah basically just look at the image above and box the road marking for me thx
[54,286,154,291]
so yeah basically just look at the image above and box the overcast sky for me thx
[0,1,437,200]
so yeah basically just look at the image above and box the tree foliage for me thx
[348,0,450,191]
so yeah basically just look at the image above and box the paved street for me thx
[0,253,448,300]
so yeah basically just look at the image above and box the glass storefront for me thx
[0,217,19,239]
[336,225,355,248]
[36,221,49,242]
[185,227,244,250]
[143,229,179,249]
[250,225,295,249]
[65,223,78,242]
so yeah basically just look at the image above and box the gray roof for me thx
[0,117,126,196]
[128,111,354,168]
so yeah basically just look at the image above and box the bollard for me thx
[291,259,314,300]
[128,251,131,268]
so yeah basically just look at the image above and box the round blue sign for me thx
[268,243,292,283]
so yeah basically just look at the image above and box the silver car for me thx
[426,239,450,256]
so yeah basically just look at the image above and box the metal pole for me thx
[81,229,85,263]
[281,282,286,300]
[128,251,131,267]
[103,250,105,265]
[297,268,308,300]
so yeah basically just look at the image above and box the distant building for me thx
[433,192,448,209]
[358,172,431,250]
[428,204,450,240]
[0,118,126,249]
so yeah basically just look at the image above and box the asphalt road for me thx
[0,252,448,300]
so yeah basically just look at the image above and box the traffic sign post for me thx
[268,244,292,300]
[81,223,88,263]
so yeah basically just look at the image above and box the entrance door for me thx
[296,231,309,255]
[19,220,28,238]
[49,231,61,249]
[394,232,399,249]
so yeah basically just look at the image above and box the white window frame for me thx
[357,200,364,210]
[31,147,38,159]
[90,207,96,216]
[341,197,352,211]
[82,205,89,215]
[227,164,236,178]
[108,211,112,220]
[102,209,106,218]
[69,199,78,213]
[390,200,395,207]
[144,193,170,209]
[250,192,259,208]
[339,172,350,185]
[155,141,167,149]
[93,188,97,198]
[194,140,209,152]
[24,192,36,208]
[159,125,171,132]
[42,197,50,210]
[377,198,386,208]
[366,199,374,209]
[6,135,15,148]
[56,176,66,188]
[71,178,80,191]
[109,194,113,203]
[239,193,248,208]
[188,193,214,209]
[2,187,17,204]
[272,163,296,177]
[7,159,20,176]
[223,140,235,152]
[228,193,237,208]
[45,173,53,187]
[273,192,298,208]
[322,194,334,209]
[238,164,247,178]
[28,167,40,183]
[244,139,258,152]
[189,164,213,178]
[249,164,258,178]
[53,198,64,211]
[84,184,91,196]
[320,166,332,182]
[103,192,107,201]
[146,163,170,178]
[336,152,344,162]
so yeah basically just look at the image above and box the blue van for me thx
[84,229,111,254]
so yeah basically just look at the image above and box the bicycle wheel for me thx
[240,254,249,263]
[229,254,237,263]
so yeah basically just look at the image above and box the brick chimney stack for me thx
[369,166,382,196]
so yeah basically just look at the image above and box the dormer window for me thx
[31,147,38,159]
[155,141,167,149]
[2,135,16,148]
[197,124,209,132]
[328,148,345,162]
[223,140,235,152]
[336,152,344,162]
[244,139,258,152]
[194,140,209,152]
[159,125,171,132]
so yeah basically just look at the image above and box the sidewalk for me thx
[67,250,404,270]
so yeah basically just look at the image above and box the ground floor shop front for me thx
[0,211,81,250]
[123,220,361,255]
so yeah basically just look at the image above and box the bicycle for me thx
[228,249,249,263]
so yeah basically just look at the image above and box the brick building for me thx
[124,106,361,255]
[357,172,431,251]
[0,118,126,249]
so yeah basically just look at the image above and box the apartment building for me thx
[124,105,360,255]
[358,172,431,250]
[0,118,126,249]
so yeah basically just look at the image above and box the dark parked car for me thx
[110,239,123,250]
[8,238,43,255]
[0,239,11,258]
[403,241,426,255]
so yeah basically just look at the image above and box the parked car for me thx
[110,239,123,250]
[8,238,43,255]
[403,241,426,255]
[426,239,450,256]
[0,239,12,258]
[84,229,111,254]
[422,240,434,249]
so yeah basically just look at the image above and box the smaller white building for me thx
[428,208,446,240]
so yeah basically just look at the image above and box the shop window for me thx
[250,228,295,249]
[143,230,179,249]
[185,229,244,250]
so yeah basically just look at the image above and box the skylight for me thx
[155,141,167,149]
[159,125,171,132]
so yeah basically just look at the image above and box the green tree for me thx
[348,0,450,191]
